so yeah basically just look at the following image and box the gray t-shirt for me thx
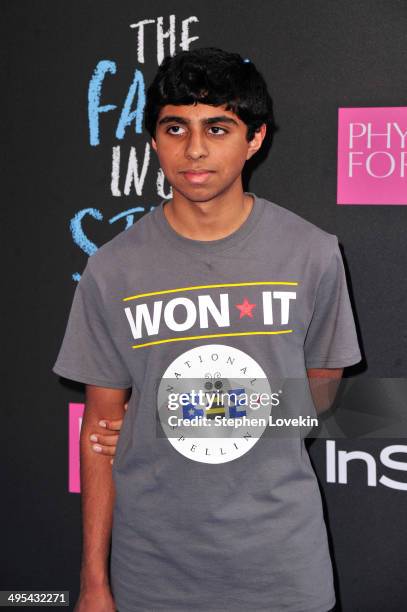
[53,192,361,612]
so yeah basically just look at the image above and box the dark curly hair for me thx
[144,47,274,142]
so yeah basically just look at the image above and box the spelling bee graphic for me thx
[157,344,278,464]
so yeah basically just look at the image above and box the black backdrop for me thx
[3,1,407,610]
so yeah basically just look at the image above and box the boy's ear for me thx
[246,124,267,160]
[151,137,157,152]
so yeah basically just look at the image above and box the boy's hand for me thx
[74,584,116,612]
[89,402,128,465]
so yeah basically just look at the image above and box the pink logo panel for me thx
[337,107,407,204]
[69,403,84,493]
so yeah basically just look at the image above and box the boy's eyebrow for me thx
[157,115,239,127]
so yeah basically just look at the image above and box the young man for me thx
[53,47,361,612]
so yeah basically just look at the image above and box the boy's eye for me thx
[208,126,227,135]
[167,125,186,135]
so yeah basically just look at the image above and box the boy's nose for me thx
[184,132,208,159]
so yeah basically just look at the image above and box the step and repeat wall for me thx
[4,1,407,610]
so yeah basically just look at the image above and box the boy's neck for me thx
[162,184,254,242]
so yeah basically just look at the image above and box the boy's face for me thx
[151,103,266,203]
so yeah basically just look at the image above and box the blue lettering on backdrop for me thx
[88,61,146,146]
[88,61,117,146]
[70,206,156,281]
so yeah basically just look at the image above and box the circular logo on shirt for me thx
[157,344,272,464]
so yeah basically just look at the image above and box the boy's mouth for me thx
[181,170,215,184]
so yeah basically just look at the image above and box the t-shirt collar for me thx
[153,191,265,254]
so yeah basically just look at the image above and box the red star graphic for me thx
[235,297,257,319]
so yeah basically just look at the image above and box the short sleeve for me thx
[52,262,132,388]
[304,236,362,368]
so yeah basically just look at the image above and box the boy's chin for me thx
[171,184,235,204]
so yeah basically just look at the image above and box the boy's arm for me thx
[307,368,343,415]
[79,384,131,593]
